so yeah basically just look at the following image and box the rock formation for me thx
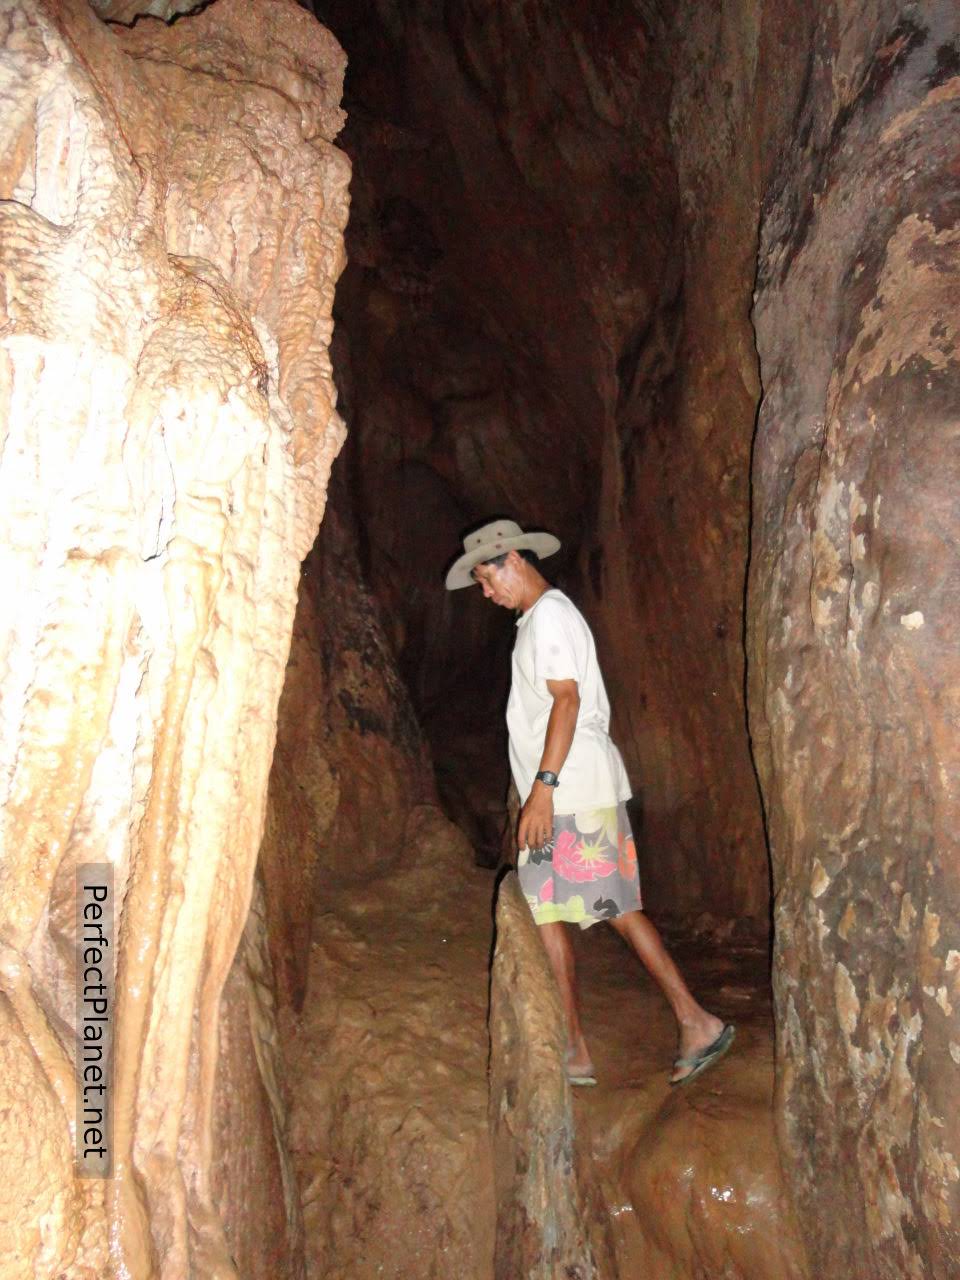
[259,473,438,1011]
[312,0,960,1274]
[748,6,960,1275]
[283,803,495,1279]
[0,1,347,1274]
[489,872,605,1279]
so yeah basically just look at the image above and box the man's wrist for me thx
[535,770,560,788]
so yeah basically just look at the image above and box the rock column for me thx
[748,5,960,1275]
[0,2,348,1274]
[489,873,611,1279]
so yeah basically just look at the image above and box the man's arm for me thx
[517,678,580,851]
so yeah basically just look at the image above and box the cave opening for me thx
[2,1,957,1278]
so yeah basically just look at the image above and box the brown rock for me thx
[489,872,607,1278]
[286,805,496,1280]
[314,0,772,924]
[4,0,956,1275]
[210,879,306,1280]
[571,927,810,1280]
[748,6,960,1276]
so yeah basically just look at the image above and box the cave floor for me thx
[285,812,807,1279]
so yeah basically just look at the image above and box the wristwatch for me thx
[535,770,560,787]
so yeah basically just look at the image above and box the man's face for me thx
[472,553,523,608]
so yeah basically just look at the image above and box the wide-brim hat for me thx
[444,518,561,590]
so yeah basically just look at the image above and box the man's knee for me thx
[607,908,643,933]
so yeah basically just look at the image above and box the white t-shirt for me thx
[506,589,632,814]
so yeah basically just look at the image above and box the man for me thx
[446,518,734,1086]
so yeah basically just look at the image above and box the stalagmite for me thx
[488,872,606,1279]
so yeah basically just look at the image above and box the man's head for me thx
[444,519,560,592]
[471,548,540,609]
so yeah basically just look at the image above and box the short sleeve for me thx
[531,599,581,686]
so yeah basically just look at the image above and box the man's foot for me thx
[565,1046,597,1087]
[671,1020,735,1085]
[560,1044,599,1085]
[670,1013,727,1084]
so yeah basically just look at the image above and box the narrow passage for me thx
[286,803,808,1277]
[285,807,497,1279]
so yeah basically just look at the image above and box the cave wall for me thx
[2,0,955,1276]
[312,0,678,865]
[748,3,960,1275]
[0,1,347,1274]
[577,0,781,930]
[321,0,960,1274]
[259,472,438,1012]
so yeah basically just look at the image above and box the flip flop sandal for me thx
[567,1067,598,1087]
[671,1023,735,1087]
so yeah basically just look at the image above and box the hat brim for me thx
[445,532,561,590]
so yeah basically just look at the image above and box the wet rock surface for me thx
[285,850,803,1280]
[574,926,808,1279]
[486,876,808,1279]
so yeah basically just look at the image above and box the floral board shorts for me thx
[517,801,642,930]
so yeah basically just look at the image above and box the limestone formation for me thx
[489,872,606,1279]
[315,0,960,1274]
[211,879,306,1279]
[748,5,960,1276]
[285,805,496,1280]
[0,1,347,1274]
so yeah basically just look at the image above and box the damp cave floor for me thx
[570,922,809,1278]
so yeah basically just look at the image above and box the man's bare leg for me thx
[538,921,593,1074]
[607,910,726,1082]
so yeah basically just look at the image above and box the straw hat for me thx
[444,518,561,590]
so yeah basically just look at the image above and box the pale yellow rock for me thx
[0,1,348,1274]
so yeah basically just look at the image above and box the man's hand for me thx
[517,677,578,852]
[518,782,554,851]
